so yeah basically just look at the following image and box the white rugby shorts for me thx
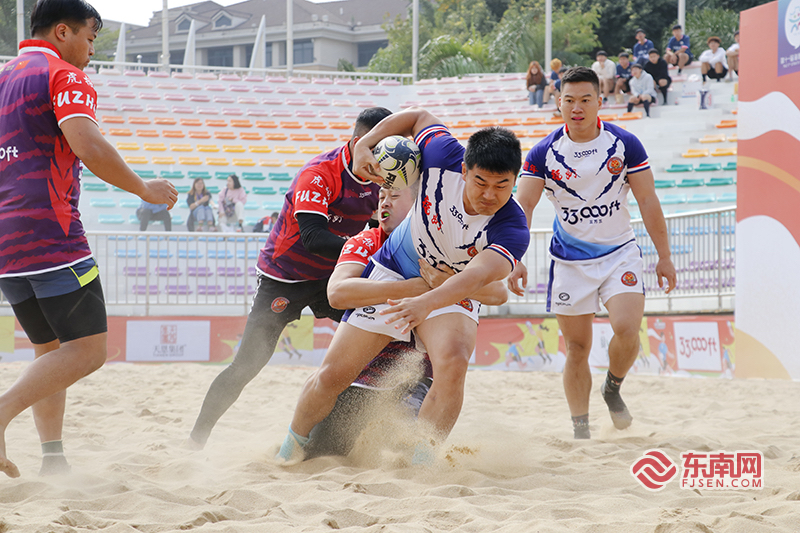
[345,260,481,342]
[547,242,644,315]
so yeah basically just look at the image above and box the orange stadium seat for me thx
[339,134,351,142]
[152,156,176,165]
[478,119,499,127]
[264,133,288,141]
[619,112,642,120]
[523,117,545,126]
[682,149,710,158]
[255,120,278,128]
[109,128,132,136]
[248,146,271,153]
[180,118,203,127]
[454,120,476,128]
[136,129,159,138]
[279,121,302,129]
[699,134,727,143]
[598,114,618,121]
[230,119,253,128]
[290,133,313,142]
[275,146,298,154]
[727,134,738,142]
[711,147,737,157]
[716,119,737,128]
[188,131,211,139]
[163,130,186,138]
[101,115,125,124]
[116,142,139,150]
[545,116,565,124]
[300,146,323,154]
[197,145,220,152]
[154,117,177,125]
[144,143,167,151]
[500,118,521,127]
[530,129,552,137]
[128,116,151,125]
[259,158,281,167]
[239,132,262,141]
[169,144,193,152]
[206,119,228,128]
[214,131,237,140]
[123,156,147,164]
[454,132,471,140]
[233,158,256,167]
[304,122,325,129]
[223,145,246,153]
[315,133,337,142]
[206,158,228,166]
[179,157,202,165]
[511,130,527,138]
[284,159,305,167]
[329,122,351,130]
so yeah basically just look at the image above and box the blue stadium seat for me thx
[90,198,116,207]
[688,193,716,204]
[85,183,109,192]
[99,213,125,224]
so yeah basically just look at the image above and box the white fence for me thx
[0,208,736,316]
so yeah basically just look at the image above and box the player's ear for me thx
[461,162,467,178]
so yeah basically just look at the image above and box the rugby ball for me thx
[372,135,421,190]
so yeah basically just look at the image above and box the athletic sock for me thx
[627,103,634,113]
[702,74,707,82]
[643,100,651,117]
[276,426,308,462]
[572,414,590,439]
[40,440,70,476]
[602,372,634,429]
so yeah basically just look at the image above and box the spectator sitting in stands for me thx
[187,177,214,232]
[218,174,247,232]
[699,36,728,83]
[543,58,563,107]
[644,48,671,104]
[526,61,547,108]
[253,212,279,233]
[551,66,569,117]
[137,201,172,231]
[614,52,633,104]
[591,50,616,103]
[664,24,693,73]
[726,30,739,79]
[633,28,655,65]
[627,63,657,117]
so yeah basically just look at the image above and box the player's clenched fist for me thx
[142,178,179,209]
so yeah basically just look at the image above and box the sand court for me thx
[0,362,798,532]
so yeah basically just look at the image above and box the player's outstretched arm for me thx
[628,168,677,293]
[352,107,440,181]
[327,263,430,309]
[61,117,178,208]
[419,261,507,306]
[382,250,514,334]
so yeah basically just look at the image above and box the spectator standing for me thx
[614,52,633,104]
[644,49,672,103]
[633,29,655,65]
[699,37,728,82]
[187,177,214,231]
[137,201,172,231]
[591,51,616,103]
[526,61,547,108]
[627,64,657,117]
[218,174,247,231]
[664,24,693,73]
[726,31,740,79]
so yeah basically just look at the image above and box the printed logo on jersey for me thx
[574,148,598,159]
[271,297,290,313]
[559,292,570,301]
[550,168,579,181]
[621,271,638,286]
[363,306,376,314]
[450,206,469,230]
[456,299,474,312]
[606,156,624,175]
[467,246,478,257]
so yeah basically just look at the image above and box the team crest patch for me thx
[271,297,290,313]
[456,299,474,312]
[621,271,638,286]
[467,246,478,257]
[607,156,624,175]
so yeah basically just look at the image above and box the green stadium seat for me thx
[279,187,289,195]
[253,186,277,195]
[119,199,140,208]
[718,192,737,203]
[695,163,722,172]
[661,194,687,205]
[242,172,266,180]
[188,171,212,180]
[723,161,737,171]
[268,172,293,181]
[706,177,734,186]
[677,178,704,188]
[176,185,191,193]
[262,201,283,211]
[84,183,109,192]
[136,170,158,178]
[160,171,185,179]
[244,203,259,210]
[113,186,125,192]
[128,214,139,224]
[172,214,185,225]
[654,179,675,189]
[244,216,261,226]
[666,164,693,173]
[688,193,716,204]
[89,198,116,207]
[99,214,125,224]
[82,168,96,177]
[207,185,220,194]
[215,171,231,180]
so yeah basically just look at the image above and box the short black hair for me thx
[228,174,242,189]
[631,63,643,70]
[353,107,393,138]
[672,24,682,30]
[635,28,645,35]
[619,52,630,58]
[596,50,607,57]
[464,127,521,177]
[649,48,660,55]
[560,66,600,98]
[31,0,103,37]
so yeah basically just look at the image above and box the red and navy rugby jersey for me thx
[257,143,380,281]
[0,40,98,277]
[336,226,387,268]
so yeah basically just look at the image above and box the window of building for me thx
[243,43,273,67]
[293,39,313,65]
[170,50,185,65]
[358,41,388,67]
[177,18,192,32]
[207,47,234,67]
[214,14,232,29]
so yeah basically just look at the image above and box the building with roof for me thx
[125,0,407,71]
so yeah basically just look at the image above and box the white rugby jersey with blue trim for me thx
[521,120,649,262]
[371,125,530,278]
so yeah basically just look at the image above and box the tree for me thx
[92,28,119,62]
[0,0,36,56]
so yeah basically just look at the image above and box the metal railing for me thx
[0,208,736,316]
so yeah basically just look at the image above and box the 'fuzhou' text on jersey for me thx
[522,120,649,262]
[257,143,380,281]
[372,125,530,278]
[0,40,99,277]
